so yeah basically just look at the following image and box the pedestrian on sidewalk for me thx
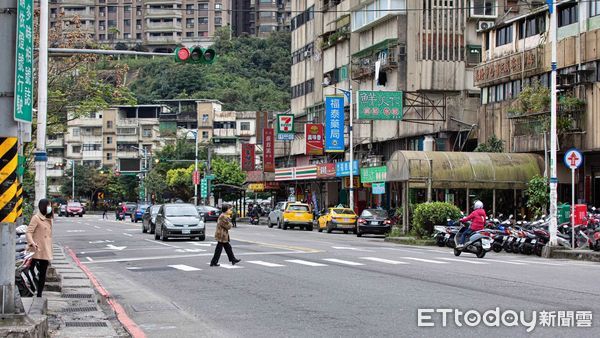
[102,202,108,219]
[231,207,237,227]
[210,204,241,267]
[26,198,54,298]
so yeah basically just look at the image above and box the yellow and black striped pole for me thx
[16,182,23,219]
[0,137,19,223]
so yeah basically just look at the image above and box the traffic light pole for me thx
[0,0,20,314]
[34,0,49,205]
[194,133,199,206]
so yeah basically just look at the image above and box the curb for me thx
[384,237,437,246]
[544,246,600,262]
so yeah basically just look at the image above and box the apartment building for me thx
[284,0,483,208]
[476,0,600,205]
[49,0,231,51]
[232,0,292,37]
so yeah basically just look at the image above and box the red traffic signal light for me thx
[174,47,191,62]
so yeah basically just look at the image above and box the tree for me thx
[475,135,505,152]
[211,158,246,187]
[145,169,168,203]
[526,175,549,218]
[166,165,195,202]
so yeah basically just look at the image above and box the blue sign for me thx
[336,160,359,177]
[277,133,294,141]
[325,96,345,152]
[563,148,583,169]
[372,182,385,195]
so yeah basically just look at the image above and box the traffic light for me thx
[174,46,216,64]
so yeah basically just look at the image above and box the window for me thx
[240,122,251,131]
[202,114,209,122]
[124,33,131,39]
[518,14,546,39]
[72,127,80,137]
[106,136,112,144]
[559,3,578,27]
[467,46,481,65]
[117,127,137,135]
[186,32,194,37]
[124,5,131,12]
[592,0,600,17]
[106,153,112,161]
[124,19,130,27]
[471,0,497,18]
[215,17,222,25]
[199,3,209,10]
[495,25,512,46]
[215,3,222,9]
[99,34,106,40]
[106,121,113,129]
[186,4,194,14]
[108,6,117,13]
[82,144,102,151]
[260,11,274,18]
[198,17,209,24]
[143,128,152,138]
[72,146,81,153]
[202,131,209,139]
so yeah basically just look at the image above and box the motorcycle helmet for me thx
[474,200,484,210]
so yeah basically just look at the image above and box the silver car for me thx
[154,203,205,241]
[268,202,288,228]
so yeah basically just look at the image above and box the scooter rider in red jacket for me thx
[457,200,486,248]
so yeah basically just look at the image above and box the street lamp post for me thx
[71,160,75,201]
[194,131,199,206]
[549,1,559,246]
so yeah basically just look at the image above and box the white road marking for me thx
[507,259,564,266]
[285,259,328,267]
[436,257,488,265]
[359,257,409,265]
[93,226,101,229]
[88,240,113,244]
[126,267,141,270]
[123,233,133,237]
[67,230,84,233]
[190,243,212,247]
[332,246,374,252]
[124,229,138,232]
[247,261,285,267]
[168,264,201,272]
[399,257,448,264]
[323,259,364,266]
[144,239,179,248]
[174,248,206,253]
[106,244,127,251]
[218,264,243,269]
[106,229,113,232]
[481,258,526,265]
[85,251,305,264]
[86,257,94,262]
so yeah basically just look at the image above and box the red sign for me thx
[192,170,200,185]
[305,124,324,155]
[316,163,336,178]
[246,170,264,182]
[264,182,280,190]
[263,128,275,172]
[241,143,255,171]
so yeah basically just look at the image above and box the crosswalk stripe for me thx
[359,257,409,265]
[168,264,201,271]
[247,261,285,267]
[285,259,328,267]
[400,257,448,264]
[323,258,364,266]
[436,257,488,265]
[218,264,243,269]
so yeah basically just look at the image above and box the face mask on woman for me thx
[46,206,52,215]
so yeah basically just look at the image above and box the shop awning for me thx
[386,151,544,190]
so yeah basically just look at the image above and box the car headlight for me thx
[164,219,173,227]
[198,220,205,229]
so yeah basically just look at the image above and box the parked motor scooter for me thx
[250,216,260,225]
[453,222,492,258]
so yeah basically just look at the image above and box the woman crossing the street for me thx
[210,204,241,267]
[26,199,54,298]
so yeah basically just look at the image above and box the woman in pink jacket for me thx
[457,200,486,248]
[26,199,54,297]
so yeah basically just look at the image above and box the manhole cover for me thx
[62,306,97,313]
[64,321,108,328]
[61,293,94,299]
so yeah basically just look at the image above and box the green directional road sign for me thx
[14,0,34,123]
[201,178,208,198]
[205,174,215,180]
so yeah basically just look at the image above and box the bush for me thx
[412,202,462,238]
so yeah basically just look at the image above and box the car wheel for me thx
[79,214,83,217]
[282,222,288,230]
[343,230,349,234]
[352,227,357,235]
[150,224,155,234]
[318,227,323,233]
[198,235,206,241]
[306,224,313,231]
[326,222,333,233]
[142,224,147,233]
[161,227,168,241]
[268,219,274,228]
[454,248,461,256]
[154,227,160,240]
[357,231,363,237]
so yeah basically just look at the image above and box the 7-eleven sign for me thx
[277,114,295,140]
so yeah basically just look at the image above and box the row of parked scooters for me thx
[14,225,38,297]
[433,210,600,258]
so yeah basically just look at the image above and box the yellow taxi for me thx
[317,207,357,234]
[281,203,314,231]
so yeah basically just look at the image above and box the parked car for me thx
[281,203,313,231]
[196,205,221,222]
[317,207,357,234]
[356,209,392,237]
[155,203,205,241]
[142,205,161,234]
[268,202,288,228]
[58,204,67,217]
[131,204,150,223]
[66,202,84,217]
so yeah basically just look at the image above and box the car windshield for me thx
[361,209,388,218]
[67,202,81,207]
[126,203,136,209]
[332,208,354,215]
[165,205,199,217]
[151,206,161,215]
[138,205,150,211]
[287,205,309,212]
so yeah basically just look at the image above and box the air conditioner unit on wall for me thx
[477,21,494,32]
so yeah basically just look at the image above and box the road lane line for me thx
[399,257,448,264]
[332,246,374,252]
[323,259,364,266]
[84,251,306,264]
[247,261,285,267]
[123,233,133,237]
[508,259,564,266]
[481,258,527,265]
[436,257,488,265]
[93,226,101,229]
[168,264,202,272]
[106,229,113,232]
[86,257,94,262]
[190,243,212,247]
[144,239,179,248]
[359,257,409,265]
[285,259,328,267]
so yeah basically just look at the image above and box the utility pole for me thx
[34,0,48,205]
[0,0,20,314]
[549,1,559,246]
[194,131,199,206]
[71,160,75,200]
[349,86,354,212]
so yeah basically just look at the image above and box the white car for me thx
[268,202,288,228]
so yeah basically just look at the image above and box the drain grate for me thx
[62,306,97,313]
[61,293,94,299]
[64,321,108,328]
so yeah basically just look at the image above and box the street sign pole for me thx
[564,148,583,250]
[35,0,49,205]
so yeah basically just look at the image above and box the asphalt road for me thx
[53,215,600,338]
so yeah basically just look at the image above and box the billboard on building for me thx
[241,143,255,171]
[325,96,345,152]
[305,124,324,155]
[263,128,275,172]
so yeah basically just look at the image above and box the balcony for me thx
[145,35,181,45]
[47,169,64,177]
[237,130,254,137]
[351,39,400,80]
[117,150,140,158]
[63,10,95,21]
[146,22,182,32]
[47,138,64,148]
[213,129,236,138]
[146,9,182,19]
[70,118,102,127]
[116,134,139,143]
